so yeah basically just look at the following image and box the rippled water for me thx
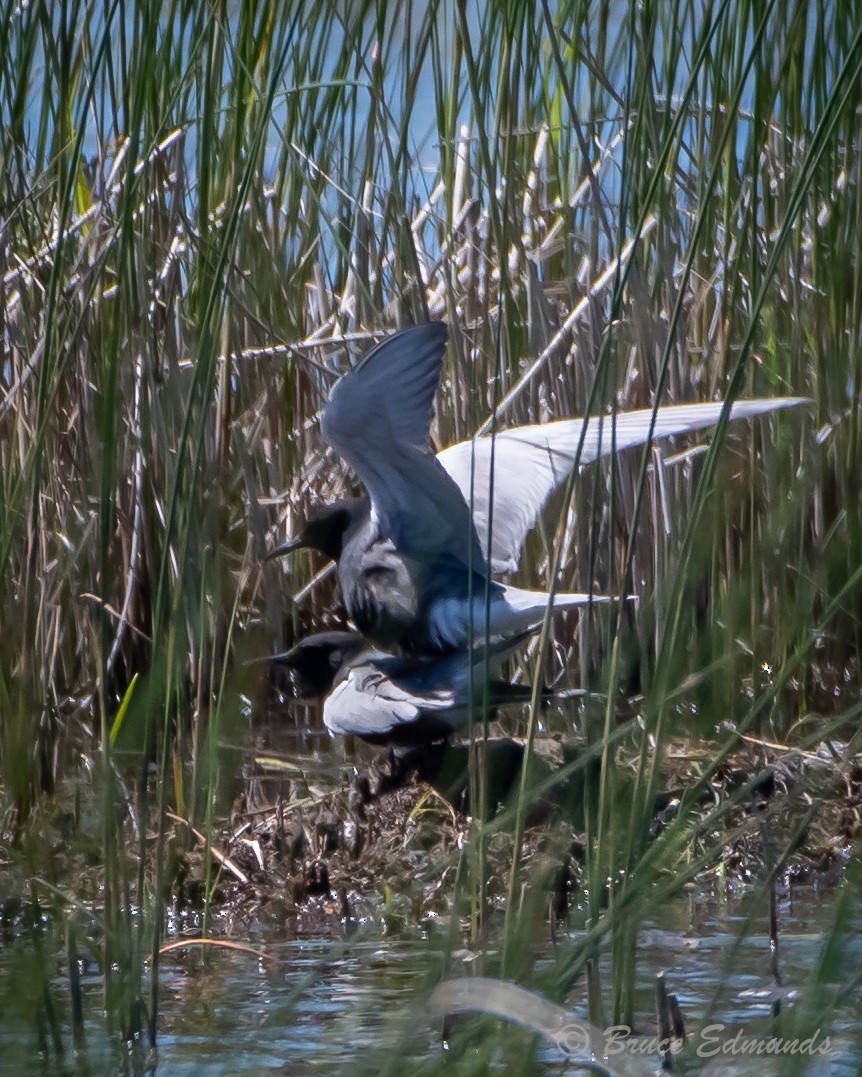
[1,885,858,1074]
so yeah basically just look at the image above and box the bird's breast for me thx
[338,534,423,646]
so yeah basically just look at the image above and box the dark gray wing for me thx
[437,398,809,573]
[320,323,485,569]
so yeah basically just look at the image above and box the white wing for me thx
[322,657,455,738]
[437,398,809,573]
[322,639,537,738]
[320,323,485,569]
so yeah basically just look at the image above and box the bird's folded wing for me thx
[437,397,808,574]
[323,660,454,737]
[321,322,485,568]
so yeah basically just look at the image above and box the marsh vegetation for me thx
[1,0,861,1071]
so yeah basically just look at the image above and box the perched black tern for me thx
[270,629,543,746]
[270,323,807,649]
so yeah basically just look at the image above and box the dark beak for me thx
[265,536,306,561]
[267,649,300,669]
[242,650,298,669]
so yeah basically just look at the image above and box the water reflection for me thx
[1,886,855,1074]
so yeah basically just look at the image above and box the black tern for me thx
[270,323,807,648]
[270,630,543,746]
[273,323,612,653]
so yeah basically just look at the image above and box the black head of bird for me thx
[267,497,369,563]
[268,630,365,698]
